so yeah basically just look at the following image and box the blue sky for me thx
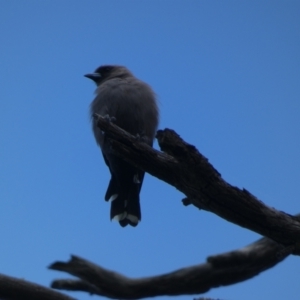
[1,1,300,299]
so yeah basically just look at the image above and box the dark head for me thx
[84,65,133,86]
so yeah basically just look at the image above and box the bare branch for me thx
[51,279,101,295]
[49,235,298,299]
[46,118,300,299]
[96,116,300,248]
[0,273,76,300]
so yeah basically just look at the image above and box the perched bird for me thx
[85,65,159,227]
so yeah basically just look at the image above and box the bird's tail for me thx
[111,196,141,227]
[105,177,141,227]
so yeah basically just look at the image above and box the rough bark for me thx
[95,115,300,250]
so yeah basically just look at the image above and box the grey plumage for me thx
[85,65,159,227]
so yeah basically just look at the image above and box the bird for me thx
[85,65,159,227]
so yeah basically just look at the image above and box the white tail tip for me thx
[112,212,127,221]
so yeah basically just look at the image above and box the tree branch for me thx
[95,115,300,249]
[0,273,76,300]
[49,234,298,299]
[46,117,300,299]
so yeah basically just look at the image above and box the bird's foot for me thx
[135,131,150,144]
[92,113,116,123]
[103,114,116,123]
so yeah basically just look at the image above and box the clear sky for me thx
[1,1,300,300]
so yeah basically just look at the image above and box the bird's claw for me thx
[92,113,116,123]
[103,114,116,123]
[135,132,149,143]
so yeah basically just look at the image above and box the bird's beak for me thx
[84,73,101,82]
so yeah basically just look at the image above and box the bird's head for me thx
[84,65,133,86]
